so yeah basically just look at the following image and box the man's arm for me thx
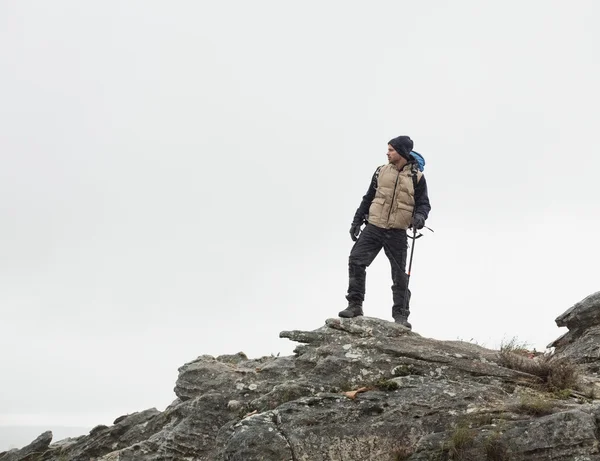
[414,175,431,220]
[351,168,379,225]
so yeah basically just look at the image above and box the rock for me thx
[216,352,248,364]
[89,425,109,436]
[0,431,52,461]
[174,355,265,401]
[410,409,599,460]
[550,292,600,376]
[218,411,293,461]
[555,291,600,329]
[10,301,600,460]
[38,409,160,461]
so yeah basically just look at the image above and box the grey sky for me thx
[1,0,599,441]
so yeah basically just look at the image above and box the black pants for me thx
[346,223,411,319]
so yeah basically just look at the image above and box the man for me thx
[338,135,431,329]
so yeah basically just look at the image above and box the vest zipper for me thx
[386,170,401,225]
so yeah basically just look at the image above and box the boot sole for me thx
[338,312,364,318]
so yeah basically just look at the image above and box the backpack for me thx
[410,151,425,172]
[374,151,426,181]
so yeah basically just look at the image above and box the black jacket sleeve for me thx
[351,168,378,225]
[414,175,431,220]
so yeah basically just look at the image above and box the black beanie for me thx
[388,136,414,160]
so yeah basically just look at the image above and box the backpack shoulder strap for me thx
[372,165,385,186]
[411,162,420,191]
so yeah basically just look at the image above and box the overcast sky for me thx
[1,0,599,445]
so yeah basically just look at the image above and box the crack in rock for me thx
[272,412,298,461]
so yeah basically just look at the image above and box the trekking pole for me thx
[403,226,418,312]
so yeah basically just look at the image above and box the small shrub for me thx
[515,395,554,416]
[545,356,578,391]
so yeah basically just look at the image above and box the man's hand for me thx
[349,222,362,241]
[411,214,425,230]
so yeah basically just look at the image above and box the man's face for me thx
[387,144,407,167]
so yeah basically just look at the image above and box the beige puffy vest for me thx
[367,164,423,230]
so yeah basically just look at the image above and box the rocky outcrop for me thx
[0,431,52,461]
[550,291,600,374]
[6,293,600,460]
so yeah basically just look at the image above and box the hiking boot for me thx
[394,317,412,330]
[338,303,363,318]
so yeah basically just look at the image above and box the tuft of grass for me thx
[442,424,476,460]
[484,431,510,461]
[498,338,578,392]
[500,337,531,354]
[498,339,536,373]
[515,395,555,416]
[451,425,476,450]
